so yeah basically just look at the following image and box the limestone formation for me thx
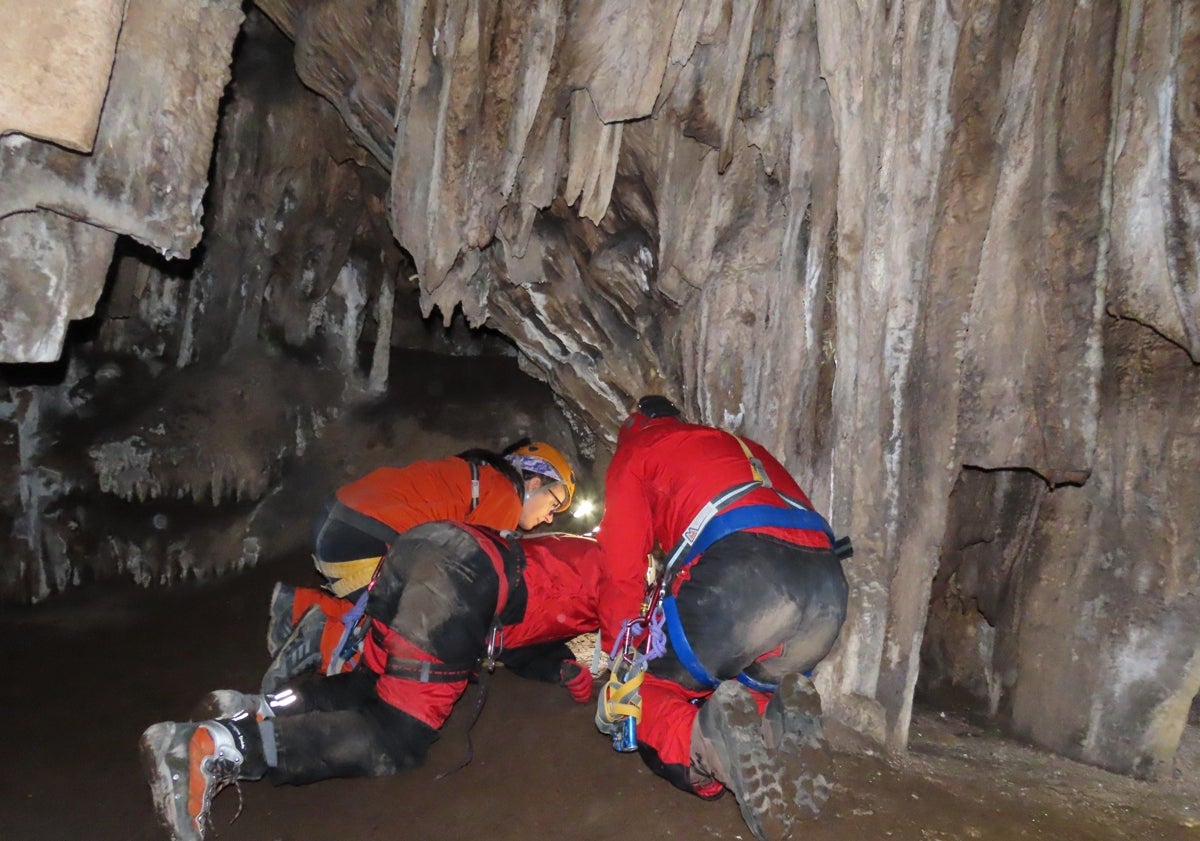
[0,0,126,152]
[0,0,244,361]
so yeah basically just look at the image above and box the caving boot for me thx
[691,680,791,841]
[261,604,324,693]
[139,716,265,841]
[761,672,834,818]
[266,582,297,658]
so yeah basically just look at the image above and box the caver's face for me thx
[519,478,564,529]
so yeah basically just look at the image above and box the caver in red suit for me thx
[360,526,603,731]
[138,522,607,841]
[263,443,577,690]
[595,396,848,802]
[154,522,604,788]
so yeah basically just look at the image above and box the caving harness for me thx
[596,434,853,749]
[322,453,526,673]
[372,524,528,778]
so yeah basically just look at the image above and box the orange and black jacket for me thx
[335,453,524,534]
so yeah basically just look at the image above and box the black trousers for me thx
[265,523,501,784]
[649,531,849,690]
[263,670,437,784]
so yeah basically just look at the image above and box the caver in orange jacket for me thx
[311,452,527,598]
[335,455,524,535]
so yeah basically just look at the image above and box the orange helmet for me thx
[509,441,576,512]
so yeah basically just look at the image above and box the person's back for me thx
[503,532,604,650]
[335,457,524,536]
[598,412,831,651]
[605,419,825,550]
[316,452,529,599]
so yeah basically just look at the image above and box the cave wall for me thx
[0,9,502,601]
[1011,318,1200,778]
[249,0,1199,772]
[113,10,411,382]
[1,0,1197,778]
[0,0,245,362]
[0,0,126,152]
[923,316,1200,778]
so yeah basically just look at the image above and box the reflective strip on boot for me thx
[194,690,271,721]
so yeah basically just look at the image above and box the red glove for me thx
[560,660,593,703]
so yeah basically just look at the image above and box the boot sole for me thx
[139,722,199,840]
[703,682,792,841]
[766,673,835,818]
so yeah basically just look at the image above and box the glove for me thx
[560,660,593,704]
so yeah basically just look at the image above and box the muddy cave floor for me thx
[1,555,1196,841]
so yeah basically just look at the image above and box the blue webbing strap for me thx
[662,596,785,693]
[661,503,836,693]
[327,589,370,675]
[676,503,835,573]
[661,595,718,689]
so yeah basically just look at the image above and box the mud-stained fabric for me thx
[362,522,503,728]
[654,532,848,690]
[634,671,772,797]
[266,671,437,784]
[236,524,607,790]
[597,415,834,652]
[284,531,605,686]
[625,527,846,799]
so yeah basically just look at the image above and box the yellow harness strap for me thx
[314,555,383,598]
[598,662,645,725]
[731,433,770,486]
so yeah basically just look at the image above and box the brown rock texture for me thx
[251,0,1198,774]
[0,0,244,361]
[0,0,126,152]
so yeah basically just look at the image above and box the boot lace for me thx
[199,751,245,830]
